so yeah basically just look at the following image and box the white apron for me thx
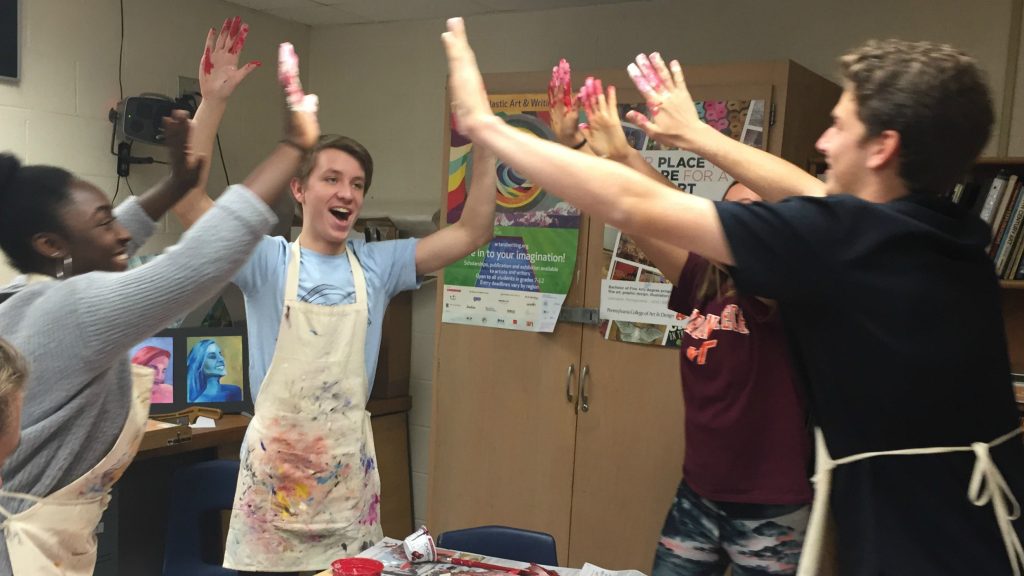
[0,362,152,576]
[798,426,1024,576]
[224,240,383,572]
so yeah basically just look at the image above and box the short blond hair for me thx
[0,338,27,435]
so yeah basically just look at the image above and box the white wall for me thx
[306,0,1024,528]
[0,0,310,287]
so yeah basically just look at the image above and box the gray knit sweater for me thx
[0,185,274,572]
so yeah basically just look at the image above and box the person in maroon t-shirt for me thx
[548,66,812,575]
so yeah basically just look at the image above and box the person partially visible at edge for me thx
[0,17,319,575]
[444,18,1024,575]
[170,19,499,575]
[548,65,811,575]
[0,339,26,486]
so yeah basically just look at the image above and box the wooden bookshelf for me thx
[978,157,1024,166]
[1000,280,1024,289]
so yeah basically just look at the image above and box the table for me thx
[315,538,581,576]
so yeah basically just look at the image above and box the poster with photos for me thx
[599,99,766,347]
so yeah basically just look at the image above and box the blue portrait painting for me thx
[185,337,244,403]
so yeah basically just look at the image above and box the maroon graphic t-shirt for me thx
[669,254,812,504]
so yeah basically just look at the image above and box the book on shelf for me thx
[995,185,1024,276]
[1005,226,1024,279]
[980,170,1012,226]
[991,175,1021,256]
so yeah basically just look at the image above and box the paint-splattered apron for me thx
[224,240,383,572]
[797,427,1024,576]
[0,362,152,576]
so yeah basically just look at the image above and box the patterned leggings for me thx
[652,480,810,576]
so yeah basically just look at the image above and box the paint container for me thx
[332,558,384,576]
[403,526,437,562]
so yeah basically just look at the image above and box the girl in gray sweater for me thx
[0,36,319,574]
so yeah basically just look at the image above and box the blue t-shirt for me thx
[233,235,419,399]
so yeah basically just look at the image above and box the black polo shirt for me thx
[718,193,1024,575]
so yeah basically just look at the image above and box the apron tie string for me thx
[967,429,1024,576]
[801,427,1024,576]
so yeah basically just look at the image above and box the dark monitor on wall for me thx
[0,0,17,81]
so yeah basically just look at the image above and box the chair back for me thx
[437,525,558,566]
[163,459,240,576]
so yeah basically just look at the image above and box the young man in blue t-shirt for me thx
[173,19,497,574]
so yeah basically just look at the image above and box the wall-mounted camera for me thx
[108,95,197,177]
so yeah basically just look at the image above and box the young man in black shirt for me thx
[442,17,1024,575]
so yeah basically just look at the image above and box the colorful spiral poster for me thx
[442,94,581,332]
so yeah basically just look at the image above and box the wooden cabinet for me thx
[429,61,840,570]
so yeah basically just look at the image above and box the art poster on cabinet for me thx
[600,98,766,347]
[442,93,581,332]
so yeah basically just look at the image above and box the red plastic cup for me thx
[332,558,384,576]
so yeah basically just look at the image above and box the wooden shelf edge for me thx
[1001,280,1024,289]
[978,157,1024,166]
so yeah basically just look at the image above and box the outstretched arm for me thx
[173,17,261,229]
[576,78,690,282]
[624,53,825,200]
[415,143,497,275]
[74,42,320,372]
[244,42,319,204]
[443,18,732,265]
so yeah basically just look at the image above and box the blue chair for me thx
[163,460,240,576]
[437,525,558,566]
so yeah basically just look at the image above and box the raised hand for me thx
[577,78,632,161]
[162,110,205,193]
[199,16,261,103]
[548,59,582,147]
[277,42,320,150]
[624,53,708,151]
[441,17,494,137]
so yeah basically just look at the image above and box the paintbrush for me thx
[443,557,527,575]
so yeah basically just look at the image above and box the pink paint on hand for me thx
[636,54,663,92]
[548,58,572,108]
[278,42,305,109]
[578,87,590,114]
[230,23,249,55]
[202,46,213,75]
[627,63,652,96]
[230,16,242,39]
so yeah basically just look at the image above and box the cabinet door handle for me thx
[565,363,576,403]
[577,365,590,414]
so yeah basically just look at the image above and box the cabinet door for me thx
[566,83,774,570]
[429,203,591,567]
[430,320,583,564]
[566,215,684,571]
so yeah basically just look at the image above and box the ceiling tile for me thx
[229,0,645,26]
[224,0,304,11]
[266,1,369,25]
[474,0,638,10]
[315,0,490,23]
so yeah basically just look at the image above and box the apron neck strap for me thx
[286,238,367,304]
